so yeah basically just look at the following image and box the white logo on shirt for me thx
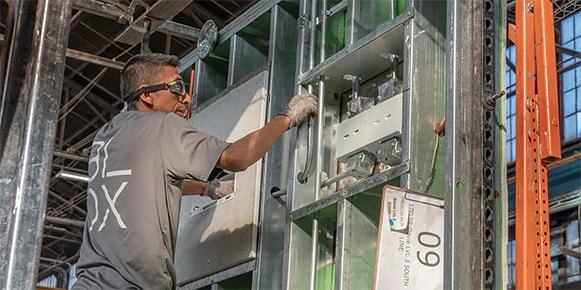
[88,137,132,232]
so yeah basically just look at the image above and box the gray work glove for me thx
[279,93,319,129]
[202,180,234,200]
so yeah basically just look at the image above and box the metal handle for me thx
[297,116,314,184]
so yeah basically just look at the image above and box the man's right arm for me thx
[216,93,318,172]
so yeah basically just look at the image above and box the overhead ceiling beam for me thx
[66,48,124,70]
[48,191,87,216]
[114,0,194,45]
[1,34,124,70]
[72,0,200,43]
[72,0,126,23]
[158,20,200,41]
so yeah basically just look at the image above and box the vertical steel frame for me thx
[514,0,560,288]
[0,0,72,288]
[444,0,500,288]
[254,4,298,289]
[481,0,502,288]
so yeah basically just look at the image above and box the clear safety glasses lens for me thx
[167,80,186,96]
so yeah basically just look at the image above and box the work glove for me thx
[279,93,319,129]
[202,180,234,200]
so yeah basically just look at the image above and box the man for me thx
[72,53,318,289]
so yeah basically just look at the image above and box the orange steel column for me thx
[534,0,561,160]
[515,0,560,289]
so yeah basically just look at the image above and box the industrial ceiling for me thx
[1,0,260,281]
[0,0,580,283]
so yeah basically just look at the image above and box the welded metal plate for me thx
[297,15,409,95]
[175,71,269,285]
[336,93,403,161]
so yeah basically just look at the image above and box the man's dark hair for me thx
[120,53,180,103]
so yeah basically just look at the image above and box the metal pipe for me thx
[297,0,319,184]
[308,1,319,289]
[320,171,349,188]
[57,85,69,150]
[43,234,82,244]
[315,0,328,198]
[53,150,89,162]
[66,48,124,70]
[345,0,357,46]
[44,216,85,228]
[390,0,396,20]
[37,254,79,283]
[311,1,329,290]
[0,1,72,289]
[55,170,89,183]
[48,191,87,216]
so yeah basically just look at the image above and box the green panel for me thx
[198,39,230,104]
[325,10,346,57]
[397,0,406,15]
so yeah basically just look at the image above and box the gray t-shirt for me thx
[72,111,230,289]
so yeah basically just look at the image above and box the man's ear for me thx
[138,92,154,105]
[137,84,154,105]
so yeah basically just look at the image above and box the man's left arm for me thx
[183,180,234,199]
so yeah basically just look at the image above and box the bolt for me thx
[486,90,505,106]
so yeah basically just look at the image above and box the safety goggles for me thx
[124,79,187,103]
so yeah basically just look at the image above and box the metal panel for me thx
[178,0,281,72]
[290,162,410,220]
[336,93,403,161]
[336,198,379,290]
[0,0,72,288]
[196,41,230,105]
[228,33,269,86]
[348,0,394,43]
[284,220,315,289]
[175,71,269,285]
[254,5,298,290]
[401,5,447,196]
[297,14,410,95]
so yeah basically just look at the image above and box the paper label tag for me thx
[374,186,445,290]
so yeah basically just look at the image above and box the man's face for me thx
[148,66,191,116]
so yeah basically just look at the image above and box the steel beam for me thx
[0,0,72,288]
[514,0,560,288]
[444,0,486,288]
[72,0,125,22]
[65,48,124,70]
[73,0,200,42]
[45,216,85,228]
[2,35,124,70]
[114,0,194,45]
[158,20,200,41]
